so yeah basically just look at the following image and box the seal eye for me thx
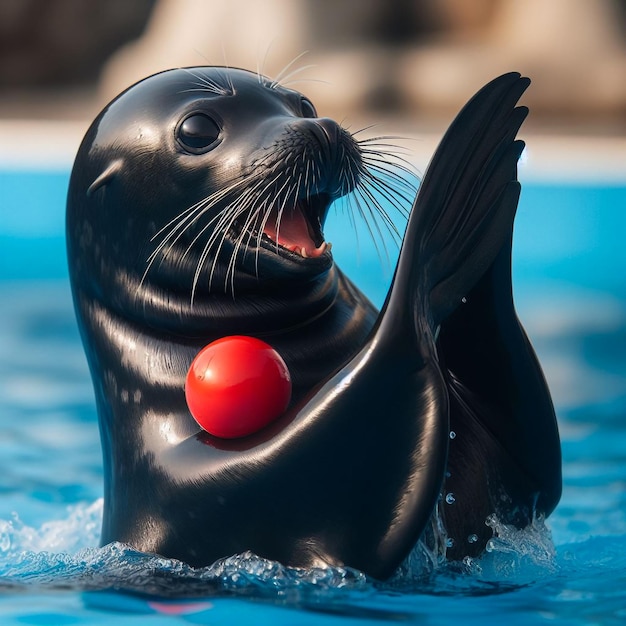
[300,98,317,119]
[178,114,221,152]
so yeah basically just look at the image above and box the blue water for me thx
[1,170,625,624]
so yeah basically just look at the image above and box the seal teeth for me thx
[301,241,328,259]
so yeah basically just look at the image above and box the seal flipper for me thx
[385,72,529,329]
[437,236,562,560]
[401,74,562,560]
[159,73,533,579]
[418,75,562,560]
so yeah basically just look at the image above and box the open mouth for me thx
[246,194,332,260]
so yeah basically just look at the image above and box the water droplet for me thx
[445,471,451,478]
[446,537,455,548]
[461,297,467,304]
[486,539,496,552]
[468,533,478,544]
[445,493,456,505]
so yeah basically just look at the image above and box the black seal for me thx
[67,68,561,579]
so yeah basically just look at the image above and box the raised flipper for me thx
[385,72,529,327]
[418,75,562,560]
[405,74,562,559]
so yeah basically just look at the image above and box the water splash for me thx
[0,501,369,597]
[0,500,558,598]
[462,514,558,584]
[0,500,102,558]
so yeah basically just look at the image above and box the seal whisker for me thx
[359,146,416,180]
[149,193,224,245]
[229,196,276,293]
[143,177,254,300]
[330,151,417,267]
[355,180,404,244]
[358,141,415,159]
[154,176,246,249]
[194,206,243,301]
[216,67,235,95]
[257,38,279,84]
[150,197,217,256]
[226,215,255,295]
[223,176,285,293]
[303,157,313,197]
[345,189,381,263]
[270,51,310,89]
[267,176,296,257]
[251,199,273,280]
[360,158,418,197]
[202,196,259,291]
[355,133,419,177]
[356,133,415,148]
[150,178,249,269]
[139,199,214,293]
[359,165,415,217]
[358,164,411,228]
[361,151,418,181]
[272,64,318,89]
[247,187,281,276]
[280,77,331,89]
[347,123,382,137]
[180,87,224,95]
[180,68,232,96]
[359,145,418,181]
[181,199,241,268]
[276,177,300,242]
[204,172,283,295]
[349,187,395,267]
[224,189,270,284]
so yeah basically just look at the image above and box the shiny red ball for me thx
[185,336,292,439]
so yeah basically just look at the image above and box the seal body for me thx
[67,67,561,579]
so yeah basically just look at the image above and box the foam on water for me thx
[0,497,560,599]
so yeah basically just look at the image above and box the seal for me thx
[67,67,561,579]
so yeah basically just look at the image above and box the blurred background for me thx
[0,0,625,155]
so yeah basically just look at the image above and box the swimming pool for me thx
[1,144,626,623]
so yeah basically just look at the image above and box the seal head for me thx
[69,67,367,329]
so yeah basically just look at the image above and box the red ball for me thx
[185,336,292,439]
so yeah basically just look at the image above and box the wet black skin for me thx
[66,68,561,579]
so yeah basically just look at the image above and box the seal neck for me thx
[85,265,341,339]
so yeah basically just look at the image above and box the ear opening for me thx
[87,159,123,197]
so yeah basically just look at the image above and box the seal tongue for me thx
[263,204,327,258]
